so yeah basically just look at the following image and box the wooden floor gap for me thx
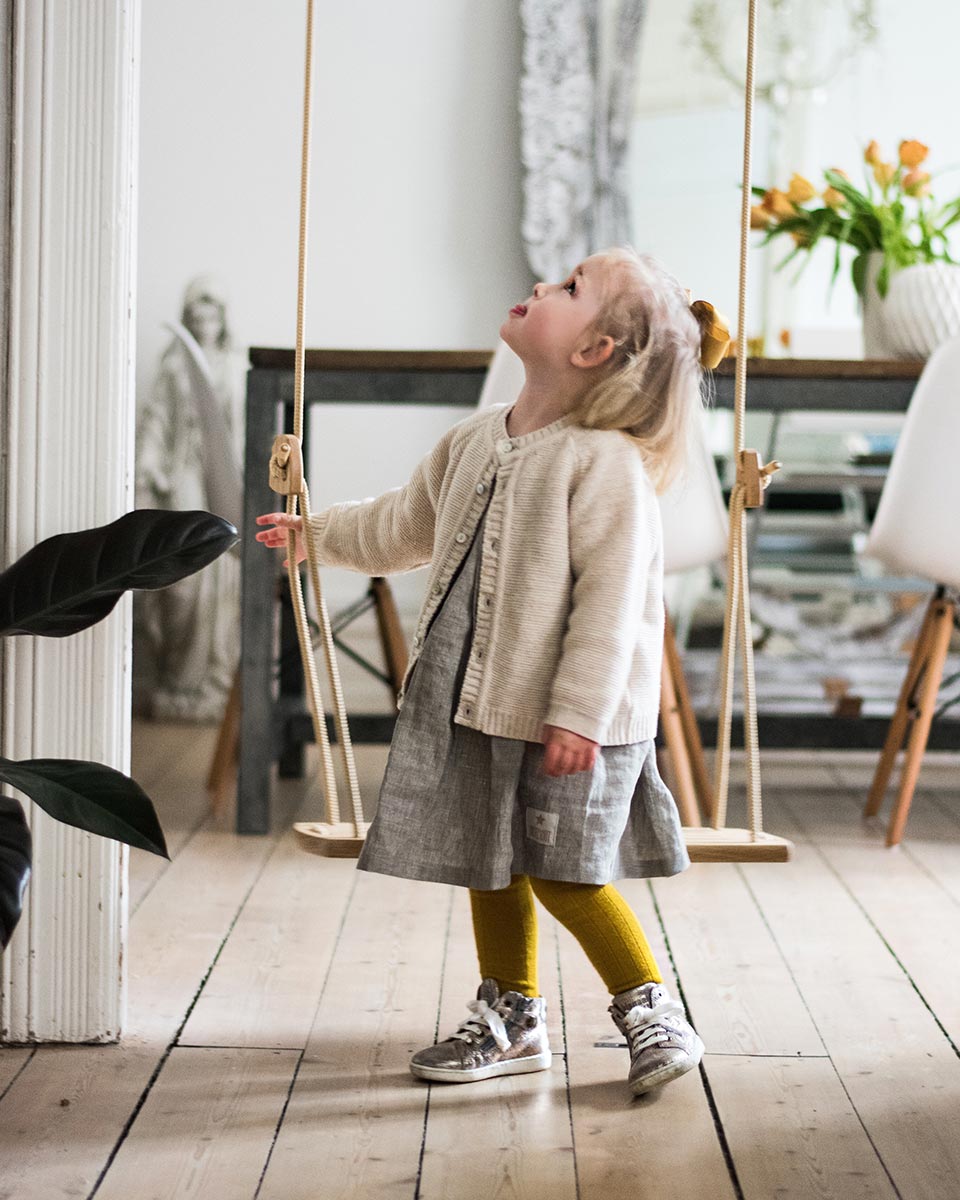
[413,886,455,1200]
[253,864,362,1200]
[89,829,294,1200]
[552,919,583,1200]
[647,881,745,1200]
[128,803,211,920]
[252,1049,306,1200]
[0,1046,35,1102]
[702,1051,831,1058]
[805,837,960,1063]
[733,858,829,1054]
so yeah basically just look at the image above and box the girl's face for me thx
[500,254,615,368]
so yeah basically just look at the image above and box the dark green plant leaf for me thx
[0,758,169,859]
[0,794,31,950]
[0,510,238,638]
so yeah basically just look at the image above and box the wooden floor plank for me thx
[798,823,960,1051]
[706,1056,898,1200]
[257,873,449,1200]
[0,817,281,1198]
[561,879,736,1200]
[651,860,825,1057]
[95,1047,300,1200]
[418,887,576,1200]
[179,847,356,1050]
[129,723,222,912]
[743,842,960,1200]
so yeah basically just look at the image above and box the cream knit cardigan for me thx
[307,404,664,746]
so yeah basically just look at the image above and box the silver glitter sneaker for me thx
[609,981,705,1095]
[409,977,552,1083]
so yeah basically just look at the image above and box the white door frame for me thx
[1,0,140,1043]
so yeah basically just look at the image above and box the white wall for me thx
[139,1,530,380]
[138,0,531,633]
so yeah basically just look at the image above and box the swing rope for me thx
[272,0,366,838]
[711,0,780,835]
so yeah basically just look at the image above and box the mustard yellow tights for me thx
[469,874,662,998]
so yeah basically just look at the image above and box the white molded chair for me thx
[478,340,730,825]
[861,334,960,845]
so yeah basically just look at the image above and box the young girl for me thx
[256,246,717,1096]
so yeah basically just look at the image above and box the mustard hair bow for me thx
[690,299,731,369]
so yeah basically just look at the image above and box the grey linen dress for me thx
[356,483,690,891]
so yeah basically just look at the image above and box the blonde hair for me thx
[572,246,709,495]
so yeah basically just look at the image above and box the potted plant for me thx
[751,139,960,357]
[0,509,238,950]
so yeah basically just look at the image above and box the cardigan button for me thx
[476,483,485,494]
[455,532,467,544]
[498,439,513,454]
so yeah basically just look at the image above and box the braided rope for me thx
[712,0,764,834]
[283,0,365,833]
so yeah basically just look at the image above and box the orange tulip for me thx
[822,186,846,209]
[762,188,796,219]
[902,169,931,197]
[872,161,896,188]
[864,140,883,165]
[787,173,817,204]
[750,203,773,229]
[829,166,850,180]
[899,140,929,168]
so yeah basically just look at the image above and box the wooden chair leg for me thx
[663,613,713,823]
[864,593,939,818]
[207,666,242,815]
[370,576,408,703]
[884,596,955,847]
[659,646,702,827]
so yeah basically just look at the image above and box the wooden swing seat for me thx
[683,827,792,863]
[294,820,369,857]
[292,820,792,862]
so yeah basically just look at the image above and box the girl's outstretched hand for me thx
[255,512,307,567]
[541,725,599,777]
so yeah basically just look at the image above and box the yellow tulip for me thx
[750,203,773,229]
[822,186,846,209]
[899,139,929,168]
[864,140,883,165]
[763,188,796,219]
[872,161,896,188]
[829,166,850,180]
[902,168,931,197]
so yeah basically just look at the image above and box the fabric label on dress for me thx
[526,808,559,846]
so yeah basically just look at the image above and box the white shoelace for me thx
[451,998,511,1051]
[621,998,686,1052]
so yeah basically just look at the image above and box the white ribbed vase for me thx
[862,251,960,359]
